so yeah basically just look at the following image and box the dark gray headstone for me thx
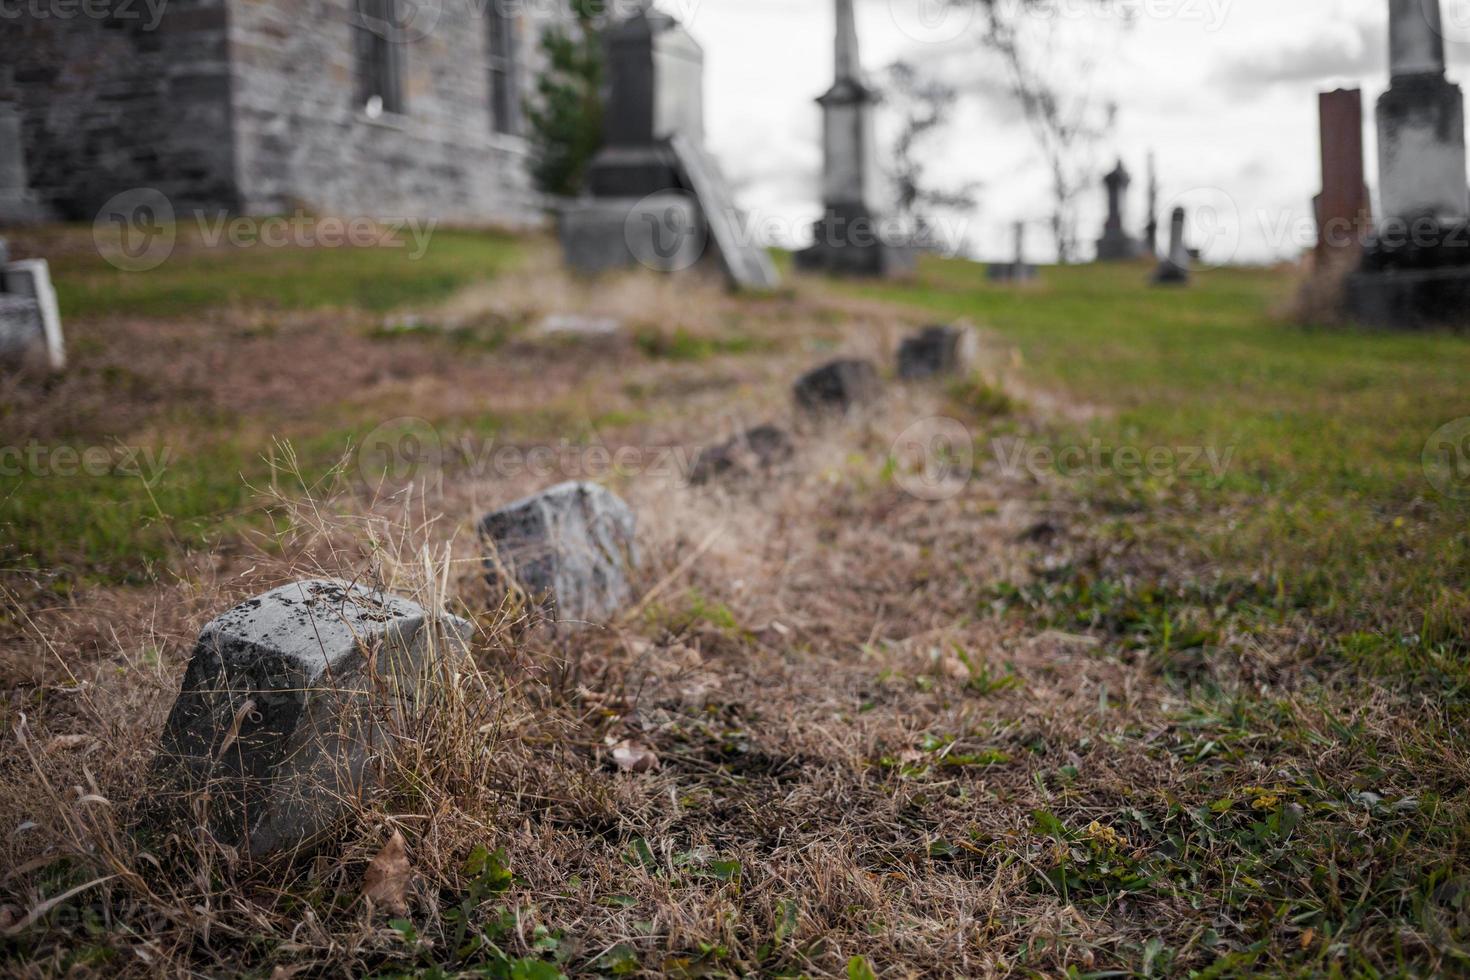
[0,104,27,199]
[794,358,883,414]
[1096,160,1142,261]
[1152,207,1191,286]
[558,193,707,277]
[898,324,975,380]
[479,481,638,626]
[156,580,472,858]
[587,6,705,199]
[690,425,795,484]
[0,295,42,361]
[0,103,43,225]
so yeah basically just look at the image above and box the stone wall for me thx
[227,0,565,225]
[0,0,566,225]
[0,0,238,220]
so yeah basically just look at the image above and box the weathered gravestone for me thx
[1315,88,1373,259]
[0,257,65,371]
[1346,0,1470,328]
[559,4,778,291]
[794,358,883,414]
[479,481,639,626]
[156,580,472,858]
[1153,207,1191,286]
[987,222,1038,283]
[898,324,976,379]
[796,0,915,278]
[1144,152,1160,256]
[690,424,795,484]
[1095,160,1143,261]
[0,103,44,225]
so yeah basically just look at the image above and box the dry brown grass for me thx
[1,255,1466,977]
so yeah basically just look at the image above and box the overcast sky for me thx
[658,0,1470,264]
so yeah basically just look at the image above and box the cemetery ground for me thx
[1,225,1468,978]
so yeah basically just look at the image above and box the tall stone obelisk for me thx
[1347,0,1470,327]
[1377,0,1469,224]
[796,0,911,277]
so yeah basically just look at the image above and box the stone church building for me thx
[0,0,568,224]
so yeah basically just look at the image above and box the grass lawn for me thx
[2,232,1469,977]
[857,257,1470,679]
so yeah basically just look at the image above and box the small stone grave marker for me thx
[156,580,472,858]
[479,481,639,626]
[1153,207,1191,285]
[794,358,883,414]
[690,424,795,484]
[898,324,975,380]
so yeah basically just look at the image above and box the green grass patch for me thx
[51,224,528,319]
[853,257,1470,648]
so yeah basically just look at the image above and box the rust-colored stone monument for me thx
[1315,89,1372,257]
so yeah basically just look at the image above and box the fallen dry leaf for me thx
[611,740,660,773]
[46,734,91,752]
[362,829,412,917]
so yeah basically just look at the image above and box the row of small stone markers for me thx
[154,324,974,858]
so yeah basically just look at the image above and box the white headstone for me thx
[1,259,65,370]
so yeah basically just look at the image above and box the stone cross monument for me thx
[1376,0,1468,225]
[796,0,913,277]
[1096,160,1142,261]
[1347,0,1470,327]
